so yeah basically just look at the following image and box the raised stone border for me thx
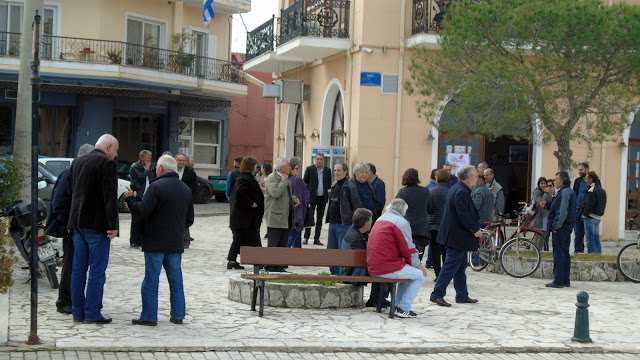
[487,257,629,281]
[228,273,364,308]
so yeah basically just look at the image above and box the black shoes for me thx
[73,317,84,323]
[365,299,391,308]
[303,238,309,245]
[132,318,157,326]
[456,297,479,304]
[430,298,452,307]
[170,318,183,324]
[227,261,245,270]
[313,240,324,246]
[84,316,112,324]
[130,243,141,249]
[57,305,72,314]
[545,282,564,288]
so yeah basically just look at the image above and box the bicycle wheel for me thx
[617,242,640,283]
[499,238,541,278]
[468,233,493,271]
[521,230,548,252]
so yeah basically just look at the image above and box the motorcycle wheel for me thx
[45,263,59,289]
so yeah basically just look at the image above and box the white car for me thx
[39,157,131,213]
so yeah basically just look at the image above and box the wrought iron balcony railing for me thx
[280,0,350,46]
[0,32,246,85]
[411,0,482,35]
[246,15,276,61]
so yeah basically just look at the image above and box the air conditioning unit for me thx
[262,80,310,104]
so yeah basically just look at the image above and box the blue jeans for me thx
[584,217,602,254]
[552,228,572,286]
[376,264,425,311]
[431,247,469,302]
[574,209,585,252]
[71,228,111,321]
[327,223,350,275]
[141,252,185,322]
[287,229,302,248]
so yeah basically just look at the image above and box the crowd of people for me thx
[44,136,609,323]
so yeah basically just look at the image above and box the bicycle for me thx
[618,214,640,283]
[468,203,542,278]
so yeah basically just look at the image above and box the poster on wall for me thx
[446,153,470,175]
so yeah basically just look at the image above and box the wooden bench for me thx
[239,246,411,318]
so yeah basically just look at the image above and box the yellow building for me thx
[0,0,251,178]
[243,0,640,241]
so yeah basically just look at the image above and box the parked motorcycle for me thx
[2,197,59,289]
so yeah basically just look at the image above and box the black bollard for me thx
[571,291,592,343]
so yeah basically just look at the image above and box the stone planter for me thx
[228,274,364,308]
[487,257,627,281]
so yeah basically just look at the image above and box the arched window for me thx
[294,104,304,159]
[626,113,640,220]
[331,92,344,146]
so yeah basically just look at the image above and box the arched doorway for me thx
[625,113,640,221]
[293,104,304,160]
[320,79,345,147]
[330,92,345,147]
[285,103,305,160]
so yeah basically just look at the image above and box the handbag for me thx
[524,193,540,225]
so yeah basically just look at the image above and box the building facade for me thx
[0,0,251,178]
[243,0,640,241]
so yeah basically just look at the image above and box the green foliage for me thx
[405,0,640,170]
[0,157,25,293]
[106,50,122,64]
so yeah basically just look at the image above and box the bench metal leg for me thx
[251,280,258,311]
[388,283,397,319]
[258,280,265,317]
[376,283,385,313]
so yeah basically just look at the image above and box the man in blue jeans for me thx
[326,162,362,275]
[66,134,120,324]
[125,155,194,326]
[430,165,483,307]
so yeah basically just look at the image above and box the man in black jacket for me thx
[176,153,197,248]
[582,171,606,254]
[67,134,119,324]
[45,143,94,315]
[124,155,194,326]
[129,149,152,248]
[303,153,331,245]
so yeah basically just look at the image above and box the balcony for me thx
[243,0,351,73]
[0,32,247,98]
[408,0,482,49]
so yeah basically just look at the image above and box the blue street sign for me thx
[360,72,381,86]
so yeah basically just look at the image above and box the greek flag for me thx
[203,0,215,27]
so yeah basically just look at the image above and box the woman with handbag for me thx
[531,177,552,250]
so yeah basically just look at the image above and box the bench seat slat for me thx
[240,247,368,267]
[241,274,411,283]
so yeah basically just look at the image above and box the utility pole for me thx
[26,10,42,346]
[14,0,43,198]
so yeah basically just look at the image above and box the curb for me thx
[0,289,7,346]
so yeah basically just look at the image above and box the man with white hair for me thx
[431,165,483,307]
[264,157,299,272]
[367,198,427,318]
[67,134,119,324]
[45,143,94,315]
[124,155,194,326]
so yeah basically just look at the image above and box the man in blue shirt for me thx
[546,171,577,288]
[573,162,589,253]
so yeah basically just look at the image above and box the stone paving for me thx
[2,205,639,355]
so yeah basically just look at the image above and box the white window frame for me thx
[124,11,168,49]
[0,1,61,36]
[178,116,222,168]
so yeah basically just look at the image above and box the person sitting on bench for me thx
[366,198,427,318]
[340,208,391,309]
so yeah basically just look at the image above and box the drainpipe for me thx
[600,141,606,236]
[275,0,285,160]
[345,0,355,163]
[393,0,406,195]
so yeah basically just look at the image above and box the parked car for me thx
[208,175,228,202]
[117,160,133,181]
[39,157,131,213]
[196,175,214,204]
[1,155,56,210]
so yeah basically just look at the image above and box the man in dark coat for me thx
[66,134,119,324]
[582,171,606,254]
[176,153,197,248]
[129,149,152,248]
[573,162,589,253]
[430,165,483,307]
[303,153,331,245]
[546,171,577,288]
[45,143,94,315]
[124,155,194,326]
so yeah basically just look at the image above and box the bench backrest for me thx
[240,246,367,267]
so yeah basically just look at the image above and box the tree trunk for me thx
[14,1,44,199]
[553,136,574,178]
